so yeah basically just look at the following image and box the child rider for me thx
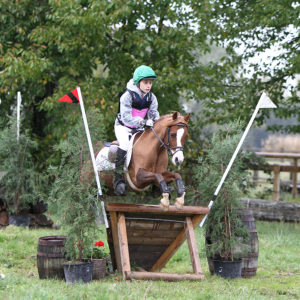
[113,65,160,195]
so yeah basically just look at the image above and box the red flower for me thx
[94,240,104,247]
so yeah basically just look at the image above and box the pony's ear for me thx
[184,113,191,122]
[172,112,178,120]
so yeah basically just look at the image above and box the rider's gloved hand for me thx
[145,119,154,127]
[137,119,146,128]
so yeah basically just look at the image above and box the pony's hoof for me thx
[160,193,170,211]
[174,192,185,209]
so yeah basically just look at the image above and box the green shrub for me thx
[0,109,39,214]
[48,108,105,260]
[194,121,251,261]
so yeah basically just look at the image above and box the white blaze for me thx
[171,128,184,165]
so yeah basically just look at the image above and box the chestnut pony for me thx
[83,112,190,210]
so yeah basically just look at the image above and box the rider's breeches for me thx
[114,124,132,151]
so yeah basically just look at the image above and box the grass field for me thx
[0,221,299,300]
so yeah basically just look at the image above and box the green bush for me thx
[194,121,251,261]
[48,108,105,261]
[0,110,39,214]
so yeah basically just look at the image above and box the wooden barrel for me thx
[240,209,259,278]
[37,236,67,279]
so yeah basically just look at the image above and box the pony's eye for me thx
[170,133,176,138]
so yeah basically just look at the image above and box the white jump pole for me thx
[200,92,277,227]
[17,92,22,141]
[77,87,109,228]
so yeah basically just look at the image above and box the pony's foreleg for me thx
[161,171,185,209]
[136,169,170,210]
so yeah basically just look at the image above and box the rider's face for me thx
[139,79,153,94]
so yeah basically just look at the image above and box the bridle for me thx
[150,123,187,156]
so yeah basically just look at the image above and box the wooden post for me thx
[253,170,258,187]
[273,165,281,201]
[292,158,298,199]
[117,213,131,279]
[110,211,122,272]
[185,217,203,275]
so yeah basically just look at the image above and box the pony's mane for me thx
[155,112,188,128]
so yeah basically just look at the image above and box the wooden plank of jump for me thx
[117,212,131,279]
[125,271,204,282]
[106,203,209,216]
[110,211,122,273]
[185,217,203,276]
[150,214,204,272]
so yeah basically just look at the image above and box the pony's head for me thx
[155,112,190,166]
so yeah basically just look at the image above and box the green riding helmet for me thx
[133,65,157,84]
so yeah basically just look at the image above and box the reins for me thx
[151,123,187,156]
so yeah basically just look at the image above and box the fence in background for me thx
[253,152,300,201]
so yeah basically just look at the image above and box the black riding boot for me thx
[113,148,127,196]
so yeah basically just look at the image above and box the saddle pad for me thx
[95,133,138,172]
[95,146,115,171]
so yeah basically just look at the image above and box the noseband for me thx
[151,123,187,156]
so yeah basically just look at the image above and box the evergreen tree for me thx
[0,110,39,214]
[194,122,250,261]
[49,108,105,261]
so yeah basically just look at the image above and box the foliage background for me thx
[1,0,298,171]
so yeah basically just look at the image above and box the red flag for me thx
[58,88,80,104]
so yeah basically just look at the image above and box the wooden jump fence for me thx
[105,203,209,281]
[253,152,300,201]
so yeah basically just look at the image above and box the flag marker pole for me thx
[77,87,109,228]
[17,92,22,141]
[200,92,277,227]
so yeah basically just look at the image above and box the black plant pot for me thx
[63,261,93,284]
[30,201,48,214]
[213,259,242,279]
[9,215,30,227]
